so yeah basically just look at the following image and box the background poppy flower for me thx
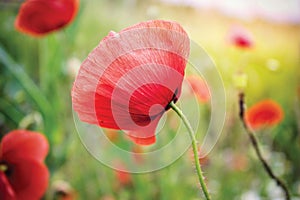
[114,162,132,187]
[245,99,284,129]
[15,0,79,36]
[115,169,132,187]
[228,25,254,49]
[186,75,210,103]
[0,130,49,200]
[72,20,190,145]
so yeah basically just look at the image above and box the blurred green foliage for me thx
[0,0,300,199]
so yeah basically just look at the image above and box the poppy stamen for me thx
[165,88,179,111]
[0,163,8,172]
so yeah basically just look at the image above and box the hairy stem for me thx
[169,101,211,200]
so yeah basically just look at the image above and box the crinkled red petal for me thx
[72,20,190,145]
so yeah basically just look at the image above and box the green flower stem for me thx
[169,101,211,200]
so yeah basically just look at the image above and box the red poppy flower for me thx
[246,99,284,129]
[15,0,79,36]
[114,163,132,187]
[228,25,254,49]
[0,130,49,200]
[72,20,190,145]
[186,75,210,103]
[115,170,131,186]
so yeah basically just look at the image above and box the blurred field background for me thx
[0,0,300,199]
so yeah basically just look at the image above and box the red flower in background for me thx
[0,130,49,200]
[15,0,79,36]
[246,99,283,129]
[113,161,132,187]
[186,75,210,103]
[115,169,132,187]
[72,20,190,145]
[228,25,254,49]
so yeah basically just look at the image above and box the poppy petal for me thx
[246,99,284,129]
[125,116,161,145]
[7,160,49,200]
[15,0,79,36]
[93,52,185,129]
[127,135,156,145]
[72,20,190,144]
[0,130,49,163]
[0,171,16,200]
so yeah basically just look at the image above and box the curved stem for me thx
[169,101,211,200]
[238,93,290,200]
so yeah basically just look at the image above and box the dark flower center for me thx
[164,88,179,111]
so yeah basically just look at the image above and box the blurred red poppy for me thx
[246,99,284,129]
[72,20,190,145]
[115,170,131,187]
[114,164,132,187]
[228,25,254,49]
[15,0,79,36]
[0,130,49,200]
[186,75,210,103]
